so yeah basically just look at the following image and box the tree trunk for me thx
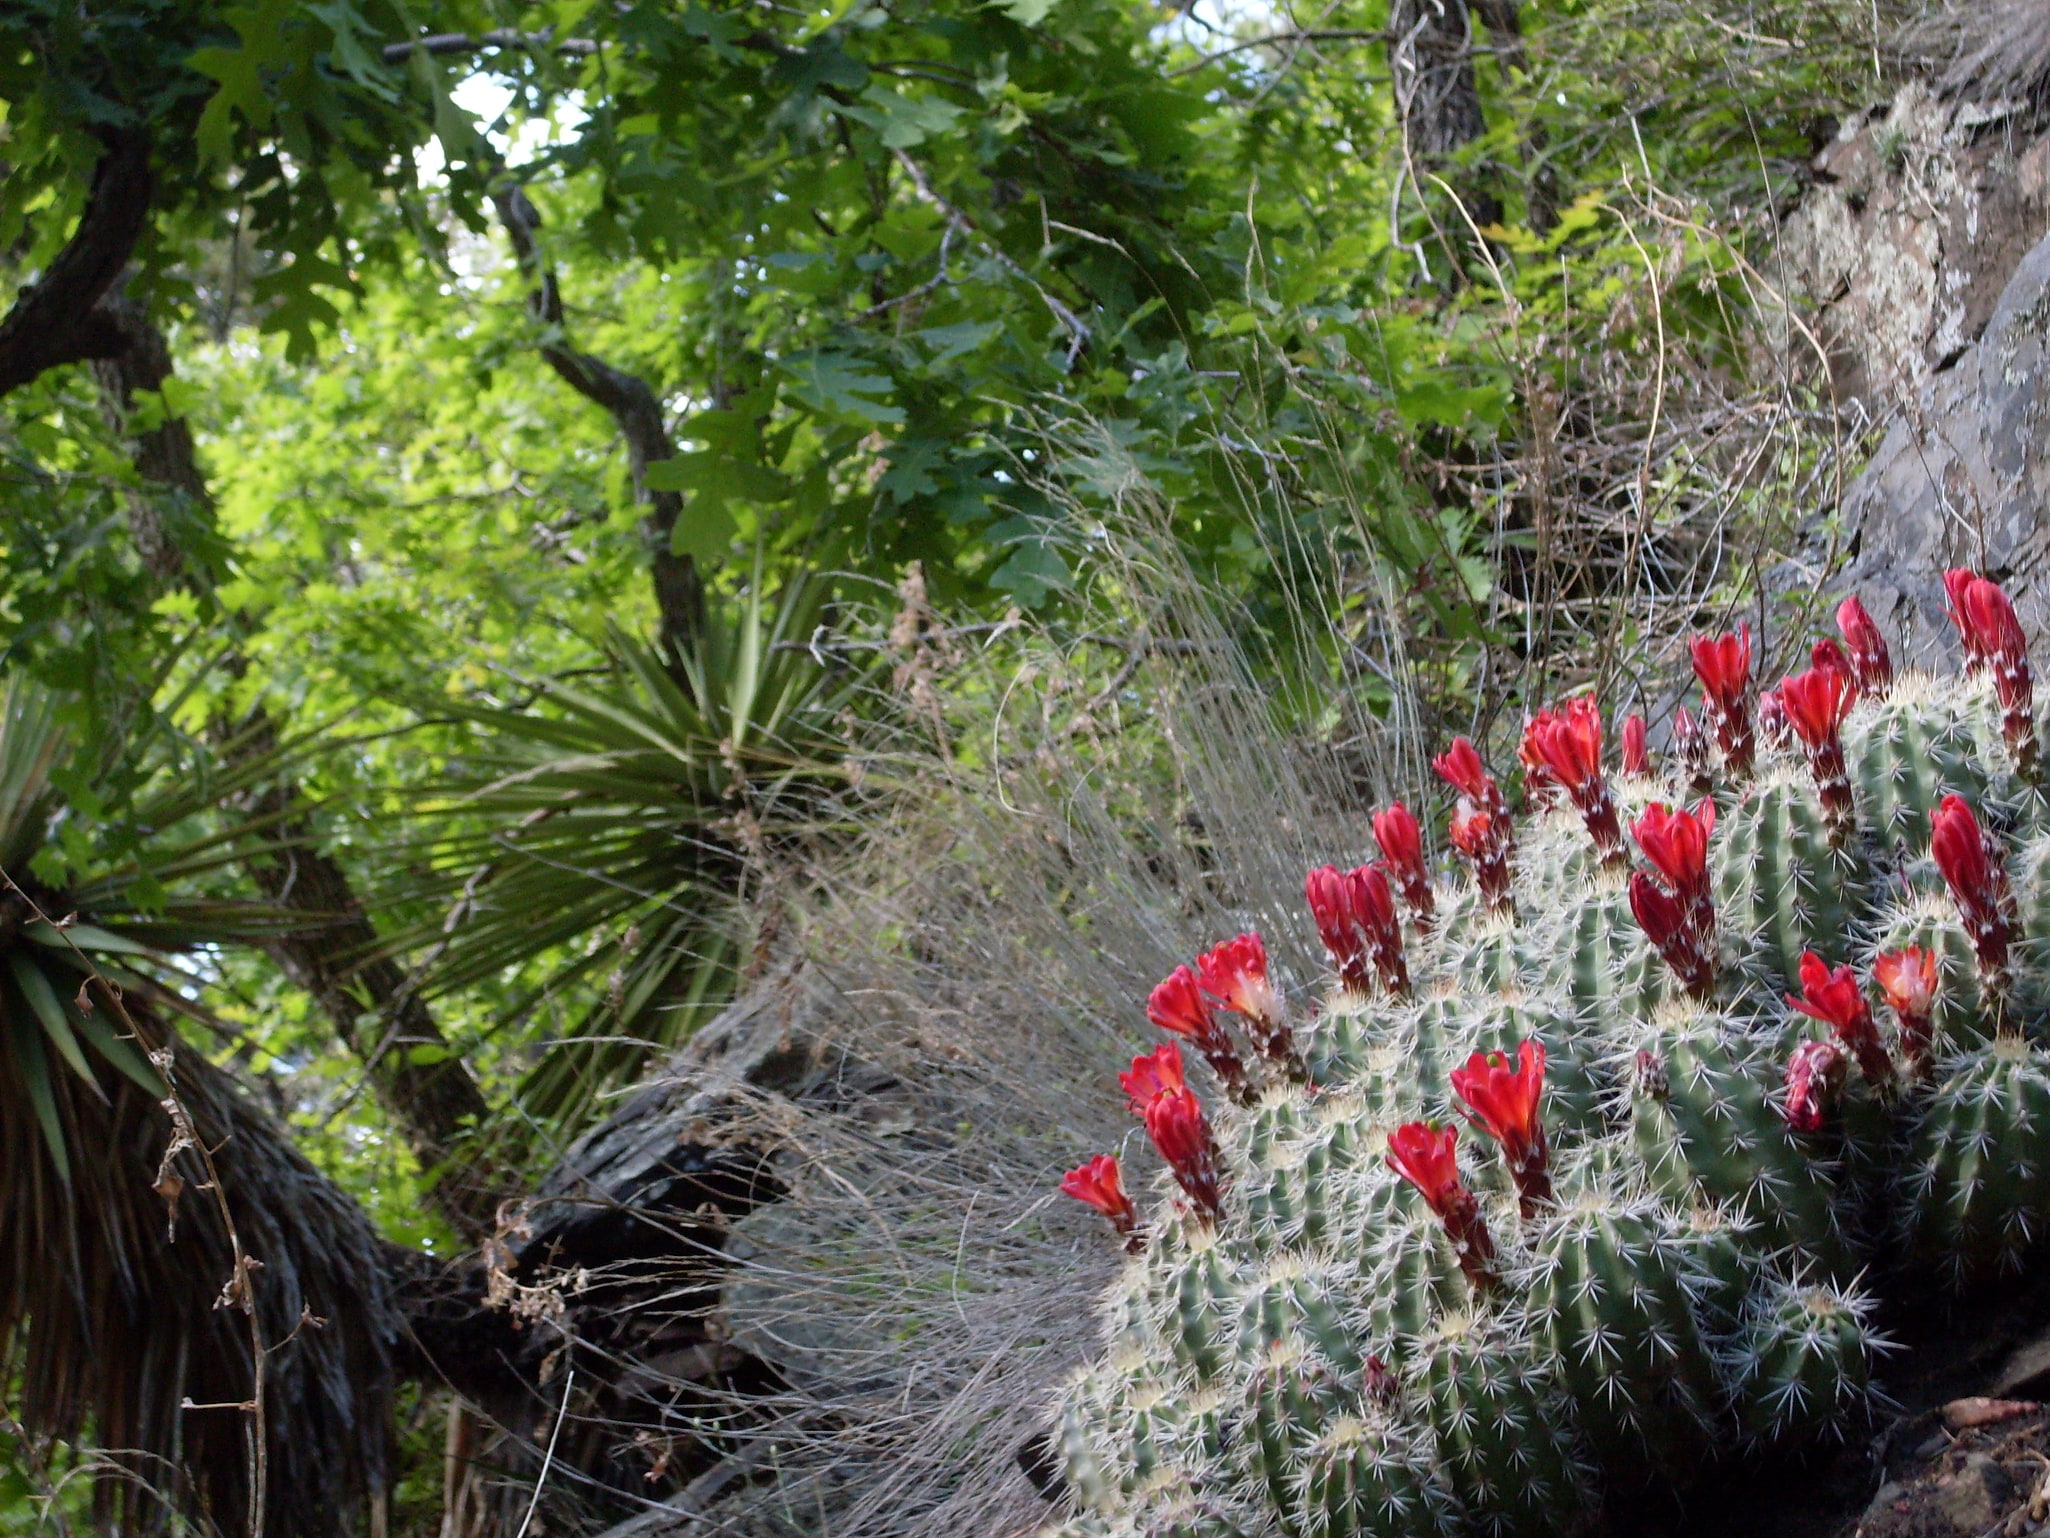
[88,294,500,1237]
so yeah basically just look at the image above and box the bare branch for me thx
[381,29,597,64]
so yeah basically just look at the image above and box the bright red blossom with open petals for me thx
[1874,947,1938,1019]
[1386,1122,1467,1217]
[1060,1155,1137,1231]
[1788,951,1893,1084]
[1119,1042,1187,1114]
[1451,1040,1552,1213]
[1433,738,1496,804]
[1779,664,1854,748]
[1522,697,1603,794]
[1197,932,1282,1026]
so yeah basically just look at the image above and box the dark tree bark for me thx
[1388,0,1527,234]
[489,183,707,657]
[86,295,500,1238]
[0,129,153,397]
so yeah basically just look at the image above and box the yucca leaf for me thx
[24,919,155,957]
[7,952,99,1092]
[1,984,71,1182]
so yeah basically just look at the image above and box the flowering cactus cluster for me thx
[1049,577,2050,1538]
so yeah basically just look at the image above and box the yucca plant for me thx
[0,673,403,1537]
[392,571,874,1133]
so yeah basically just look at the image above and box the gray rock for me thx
[1835,226,2050,668]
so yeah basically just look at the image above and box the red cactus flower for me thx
[1779,664,1856,840]
[1946,571,2037,779]
[1372,802,1435,923]
[1450,1039,1553,1215]
[1690,623,1756,775]
[1198,932,1280,1024]
[1811,636,1856,695]
[1306,864,1372,996]
[1836,595,1893,694]
[1518,708,1564,809]
[1522,696,1625,861]
[1632,800,1716,902]
[1780,664,1853,747]
[1931,795,2015,1003]
[1783,1038,1847,1133]
[1061,1154,1140,1244]
[1196,931,1304,1079]
[1622,713,1650,776]
[1434,737,1500,809]
[1448,799,1514,915]
[1147,965,1251,1103]
[1387,1122,1497,1289]
[1630,870,1716,1001]
[1788,950,1894,1086]
[1875,947,1939,1076]
[1145,1088,1223,1222]
[1120,1041,1188,1115]
[1387,1121,1465,1213]
[1521,697,1601,793]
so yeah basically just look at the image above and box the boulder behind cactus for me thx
[1052,578,2050,1538]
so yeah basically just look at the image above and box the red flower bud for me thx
[1622,713,1649,776]
[1931,795,2015,1004]
[1779,664,1856,841]
[1145,1088,1222,1221]
[1835,595,1893,694]
[1433,737,1499,808]
[1689,623,1756,775]
[1783,1038,1847,1133]
[1372,802,1435,922]
[1387,1122,1497,1289]
[1061,1154,1140,1243]
[1305,864,1410,998]
[1788,950,1894,1086]
[1450,1039,1552,1216]
[1947,571,2037,778]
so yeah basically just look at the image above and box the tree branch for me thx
[490,179,706,655]
[380,29,598,64]
[0,128,153,398]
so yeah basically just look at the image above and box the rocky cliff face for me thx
[1781,7,2050,656]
